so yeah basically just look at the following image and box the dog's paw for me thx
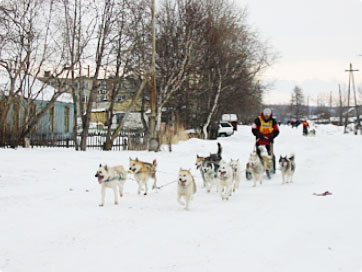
[144,192,147,195]
[114,201,118,205]
[99,203,104,207]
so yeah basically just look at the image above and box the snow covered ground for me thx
[0,125,361,272]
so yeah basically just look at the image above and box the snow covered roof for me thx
[0,70,73,103]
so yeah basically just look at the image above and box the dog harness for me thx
[104,170,126,182]
[258,116,273,134]
[104,176,123,182]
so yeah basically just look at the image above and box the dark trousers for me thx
[303,127,308,135]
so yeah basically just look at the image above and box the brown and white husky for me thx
[129,158,157,195]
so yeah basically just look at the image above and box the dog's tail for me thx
[152,159,157,172]
[152,159,157,190]
[257,145,270,160]
[217,142,222,158]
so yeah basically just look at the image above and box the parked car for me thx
[218,122,234,137]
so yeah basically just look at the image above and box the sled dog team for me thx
[95,143,295,209]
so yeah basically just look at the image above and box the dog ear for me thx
[136,157,139,161]
[105,165,108,171]
[99,164,102,167]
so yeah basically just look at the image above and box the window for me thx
[64,106,70,133]
[49,106,54,133]
[116,95,126,102]
[98,89,107,94]
[220,122,232,127]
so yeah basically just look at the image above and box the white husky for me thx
[217,160,234,200]
[230,159,242,192]
[95,164,128,207]
[177,169,197,210]
[247,151,265,187]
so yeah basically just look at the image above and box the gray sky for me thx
[235,0,362,105]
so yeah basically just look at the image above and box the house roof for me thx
[0,70,73,103]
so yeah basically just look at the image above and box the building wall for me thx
[35,101,74,137]
[3,100,74,138]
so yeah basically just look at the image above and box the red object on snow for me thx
[313,191,332,196]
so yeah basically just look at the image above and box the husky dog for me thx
[200,161,218,192]
[177,169,197,210]
[95,164,128,207]
[217,160,234,200]
[247,151,265,187]
[196,142,222,187]
[129,158,157,195]
[309,128,316,136]
[279,154,296,184]
[230,159,242,192]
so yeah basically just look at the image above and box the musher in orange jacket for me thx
[251,108,280,172]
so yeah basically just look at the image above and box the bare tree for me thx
[184,0,274,138]
[0,0,69,146]
[59,0,96,150]
[103,0,151,150]
[155,0,204,136]
[290,85,305,120]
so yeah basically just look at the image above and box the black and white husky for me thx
[200,161,218,193]
[196,142,222,188]
[279,154,296,184]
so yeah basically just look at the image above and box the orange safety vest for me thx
[259,116,273,135]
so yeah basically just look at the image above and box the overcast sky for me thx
[234,0,362,105]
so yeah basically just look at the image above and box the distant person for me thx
[251,108,280,173]
[302,120,309,136]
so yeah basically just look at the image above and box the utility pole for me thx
[338,84,343,126]
[344,63,359,134]
[306,96,310,118]
[148,0,159,151]
[329,91,332,121]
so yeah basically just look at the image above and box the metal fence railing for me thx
[0,131,146,151]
